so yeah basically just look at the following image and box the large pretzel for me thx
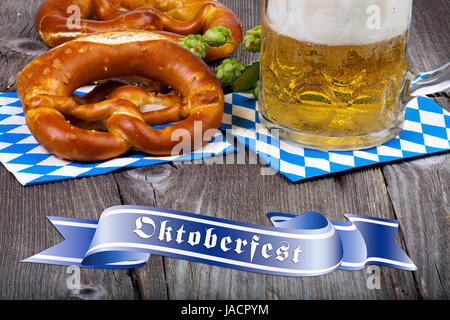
[18,31,224,161]
[35,0,243,60]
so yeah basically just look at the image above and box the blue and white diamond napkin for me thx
[0,88,235,186]
[220,94,450,182]
[1,88,449,185]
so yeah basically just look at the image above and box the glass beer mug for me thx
[259,0,450,150]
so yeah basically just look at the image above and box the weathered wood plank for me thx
[380,0,450,300]
[0,0,135,300]
[382,154,449,299]
[0,171,136,299]
[0,0,49,92]
[125,2,445,299]
[116,0,439,300]
[107,0,447,300]
[408,0,449,113]
[120,152,419,299]
[112,165,177,300]
[0,0,448,301]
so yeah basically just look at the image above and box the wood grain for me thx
[0,0,48,92]
[0,0,448,300]
[118,158,419,299]
[0,171,136,299]
[381,0,450,300]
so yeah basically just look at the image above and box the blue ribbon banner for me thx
[23,206,417,276]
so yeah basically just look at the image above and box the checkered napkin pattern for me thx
[220,94,450,182]
[0,89,235,186]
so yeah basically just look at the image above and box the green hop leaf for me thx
[253,80,260,100]
[232,60,260,92]
[243,25,262,53]
[203,26,232,47]
[215,58,244,86]
[179,34,208,59]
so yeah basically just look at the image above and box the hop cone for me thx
[215,59,244,86]
[203,26,232,47]
[179,35,208,59]
[243,25,262,52]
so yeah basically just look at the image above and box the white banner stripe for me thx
[106,260,147,266]
[86,242,342,275]
[348,217,398,228]
[341,257,416,269]
[333,225,357,231]
[28,255,147,267]
[269,215,399,229]
[29,254,83,263]
[268,216,357,231]
[29,253,415,270]
[50,220,98,229]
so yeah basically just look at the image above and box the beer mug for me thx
[259,0,450,150]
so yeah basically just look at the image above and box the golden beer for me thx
[259,0,413,150]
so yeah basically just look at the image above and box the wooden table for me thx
[0,0,448,300]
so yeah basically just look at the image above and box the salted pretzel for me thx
[17,31,224,161]
[35,0,243,60]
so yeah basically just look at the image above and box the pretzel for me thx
[18,31,224,161]
[35,0,243,60]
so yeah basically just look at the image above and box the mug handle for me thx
[406,62,450,97]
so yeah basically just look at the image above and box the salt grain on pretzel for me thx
[18,30,224,161]
[35,0,243,60]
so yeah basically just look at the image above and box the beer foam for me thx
[266,0,412,45]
